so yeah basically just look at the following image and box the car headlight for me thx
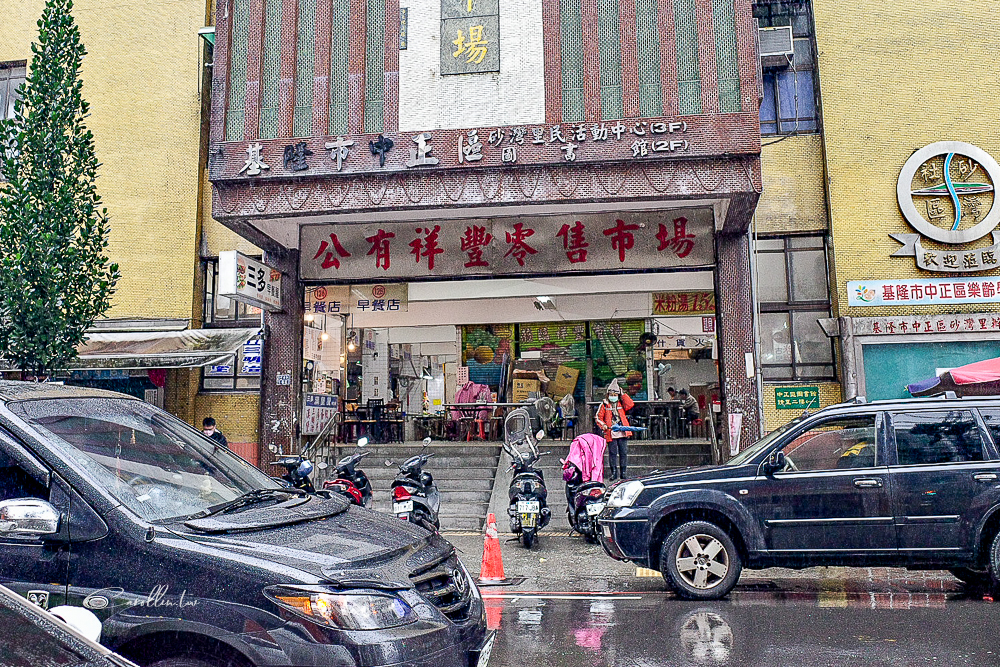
[265,586,416,630]
[607,480,645,508]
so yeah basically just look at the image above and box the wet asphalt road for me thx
[447,533,1000,666]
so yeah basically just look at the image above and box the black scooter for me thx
[322,437,373,507]
[564,465,606,544]
[503,408,551,548]
[388,437,440,531]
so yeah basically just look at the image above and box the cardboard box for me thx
[512,378,541,402]
[548,365,580,399]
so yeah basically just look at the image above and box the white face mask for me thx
[609,395,619,403]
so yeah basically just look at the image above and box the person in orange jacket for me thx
[594,379,634,480]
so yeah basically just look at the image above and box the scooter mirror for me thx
[268,444,278,453]
[317,461,328,470]
[357,437,369,447]
[536,430,546,441]
[422,437,432,446]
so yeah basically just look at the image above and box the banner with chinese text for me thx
[847,278,1000,307]
[301,208,714,282]
[651,291,716,315]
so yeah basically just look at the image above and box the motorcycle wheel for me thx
[522,529,535,549]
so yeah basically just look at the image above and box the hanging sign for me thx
[218,251,282,312]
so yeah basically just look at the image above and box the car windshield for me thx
[724,416,804,466]
[9,398,278,523]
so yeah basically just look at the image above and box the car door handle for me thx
[854,478,882,488]
[973,472,999,483]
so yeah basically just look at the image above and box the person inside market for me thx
[595,378,635,480]
[202,417,229,449]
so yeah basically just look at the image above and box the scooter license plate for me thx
[517,500,540,513]
[393,500,414,513]
[586,502,606,516]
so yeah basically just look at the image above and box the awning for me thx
[907,356,1000,397]
[70,328,261,370]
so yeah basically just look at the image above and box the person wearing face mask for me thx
[202,417,229,449]
[594,378,634,480]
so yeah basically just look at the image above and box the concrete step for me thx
[363,466,498,482]
[439,490,493,504]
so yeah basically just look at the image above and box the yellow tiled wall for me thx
[761,382,843,431]
[756,134,829,235]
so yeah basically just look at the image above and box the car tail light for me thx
[588,488,604,498]
[393,487,411,502]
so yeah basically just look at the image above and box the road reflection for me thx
[484,575,1000,666]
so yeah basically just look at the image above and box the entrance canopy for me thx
[71,328,261,370]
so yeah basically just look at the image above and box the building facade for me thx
[208,0,765,462]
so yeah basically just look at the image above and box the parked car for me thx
[0,382,492,667]
[0,582,138,667]
[599,395,1000,600]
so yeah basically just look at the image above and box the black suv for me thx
[598,396,1000,600]
[0,382,491,667]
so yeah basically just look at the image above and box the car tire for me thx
[146,654,245,667]
[661,521,742,601]
[949,566,992,588]
[989,531,1000,590]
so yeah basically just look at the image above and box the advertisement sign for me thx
[305,283,409,314]
[218,251,282,312]
[301,393,339,436]
[301,208,714,282]
[651,291,716,316]
[241,341,262,376]
[774,386,820,410]
[852,312,1000,336]
[847,278,1000,307]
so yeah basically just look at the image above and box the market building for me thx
[207,0,765,464]
[751,0,1000,428]
[1,0,266,460]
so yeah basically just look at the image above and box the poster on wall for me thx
[590,320,648,399]
[461,324,514,391]
[301,393,338,436]
[518,322,588,403]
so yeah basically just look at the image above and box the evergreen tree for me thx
[0,0,120,378]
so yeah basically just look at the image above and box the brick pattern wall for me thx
[756,134,828,235]
[760,381,842,431]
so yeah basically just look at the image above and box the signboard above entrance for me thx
[305,284,409,314]
[301,208,714,282]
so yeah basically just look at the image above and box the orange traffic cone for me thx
[477,512,507,584]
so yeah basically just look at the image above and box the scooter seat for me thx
[575,481,606,493]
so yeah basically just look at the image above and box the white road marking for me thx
[482,594,644,600]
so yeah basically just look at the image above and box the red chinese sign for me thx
[300,208,714,281]
[651,291,716,316]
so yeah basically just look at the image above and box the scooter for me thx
[322,437,373,507]
[503,408,551,549]
[269,413,339,496]
[563,464,606,544]
[388,437,440,531]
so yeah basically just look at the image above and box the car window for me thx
[9,398,278,523]
[891,410,984,466]
[0,449,47,503]
[0,604,89,667]
[978,409,1000,455]
[779,415,877,472]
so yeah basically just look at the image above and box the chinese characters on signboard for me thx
[302,393,339,435]
[202,339,263,390]
[301,209,714,281]
[441,0,499,74]
[651,291,716,316]
[852,313,1000,337]
[305,283,409,314]
[218,251,282,312]
[774,386,820,410]
[847,278,1000,307]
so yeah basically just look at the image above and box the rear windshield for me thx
[10,398,276,523]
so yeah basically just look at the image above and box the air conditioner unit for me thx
[758,26,793,68]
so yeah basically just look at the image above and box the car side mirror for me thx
[0,499,60,537]
[763,451,786,475]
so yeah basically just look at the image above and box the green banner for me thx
[775,386,820,410]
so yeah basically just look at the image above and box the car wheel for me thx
[989,531,1000,589]
[661,521,742,600]
[949,566,992,588]
[146,654,245,667]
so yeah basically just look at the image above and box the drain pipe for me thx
[748,215,766,438]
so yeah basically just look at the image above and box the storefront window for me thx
[756,235,834,380]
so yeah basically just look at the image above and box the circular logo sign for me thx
[372,284,387,299]
[313,286,328,300]
[897,141,1000,244]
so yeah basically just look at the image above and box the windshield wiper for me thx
[193,488,308,518]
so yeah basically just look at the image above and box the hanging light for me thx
[304,313,315,323]
[321,332,330,341]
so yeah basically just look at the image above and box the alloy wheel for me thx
[674,534,729,590]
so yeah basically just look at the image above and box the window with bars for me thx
[364,0,386,134]
[258,0,284,139]
[225,0,251,141]
[754,0,818,134]
[713,0,741,112]
[330,0,350,135]
[635,0,663,118]
[673,0,701,114]
[0,63,26,120]
[293,0,318,137]
[596,0,622,120]
[755,235,834,381]
[559,0,585,122]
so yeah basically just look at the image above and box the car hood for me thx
[174,499,444,588]
[637,463,756,487]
